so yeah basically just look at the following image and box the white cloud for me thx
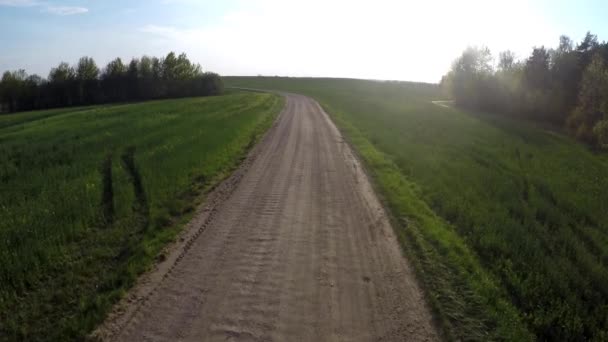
[45,5,88,15]
[0,0,88,15]
[0,0,37,6]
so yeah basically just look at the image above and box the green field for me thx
[0,91,282,340]
[226,77,608,341]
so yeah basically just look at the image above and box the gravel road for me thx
[95,93,439,342]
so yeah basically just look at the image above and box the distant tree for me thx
[454,46,493,74]
[48,62,76,107]
[1,52,222,113]
[548,36,581,122]
[577,32,599,54]
[524,46,551,89]
[102,58,127,78]
[558,35,573,53]
[162,52,178,81]
[567,54,608,145]
[199,72,224,95]
[521,47,553,119]
[49,62,75,87]
[138,56,154,98]
[127,58,140,100]
[102,58,127,101]
[447,46,494,108]
[49,62,76,83]
[1,70,27,112]
[24,74,45,110]
[442,32,608,147]
[76,57,99,104]
[498,50,516,72]
[138,56,153,78]
[151,57,164,98]
[576,32,600,71]
[76,57,99,80]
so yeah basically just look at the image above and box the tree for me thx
[137,56,154,99]
[151,57,164,98]
[524,46,551,89]
[498,50,516,72]
[577,31,598,54]
[199,72,224,96]
[47,63,77,107]
[1,52,222,113]
[76,57,99,104]
[162,52,178,81]
[1,70,27,112]
[442,33,608,147]
[76,57,99,80]
[23,74,45,110]
[558,35,573,54]
[549,36,581,121]
[446,46,494,108]
[576,32,600,72]
[567,53,608,145]
[49,62,75,83]
[102,58,127,101]
[521,47,553,119]
[102,58,126,79]
[127,58,139,99]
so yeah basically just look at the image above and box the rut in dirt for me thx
[97,93,439,341]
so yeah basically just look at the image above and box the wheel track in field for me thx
[93,93,439,341]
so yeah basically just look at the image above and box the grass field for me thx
[0,91,282,340]
[226,77,608,341]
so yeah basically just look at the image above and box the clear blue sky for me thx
[1,0,608,83]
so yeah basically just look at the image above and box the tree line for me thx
[441,32,608,149]
[0,52,223,113]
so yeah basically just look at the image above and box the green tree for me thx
[76,57,99,80]
[102,58,127,101]
[76,57,99,104]
[162,52,178,80]
[1,52,222,113]
[447,46,493,108]
[49,62,75,83]
[546,36,582,122]
[48,62,76,107]
[524,46,551,89]
[567,54,608,144]
[1,70,27,112]
[102,58,126,78]
[127,58,139,99]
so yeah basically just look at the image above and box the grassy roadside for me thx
[225,77,531,340]
[226,77,608,340]
[316,100,532,341]
[0,91,283,340]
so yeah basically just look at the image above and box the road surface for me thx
[96,93,439,341]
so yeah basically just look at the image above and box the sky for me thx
[1,0,608,83]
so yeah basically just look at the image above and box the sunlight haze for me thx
[3,1,608,340]
[1,0,607,82]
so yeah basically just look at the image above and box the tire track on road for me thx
[97,93,439,342]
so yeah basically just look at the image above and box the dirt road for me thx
[96,94,439,341]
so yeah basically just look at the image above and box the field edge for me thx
[89,93,284,340]
[312,98,533,341]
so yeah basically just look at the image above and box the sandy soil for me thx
[93,93,439,342]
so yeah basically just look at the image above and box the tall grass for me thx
[0,92,282,340]
[226,77,608,341]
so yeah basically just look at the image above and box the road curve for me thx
[99,94,439,341]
